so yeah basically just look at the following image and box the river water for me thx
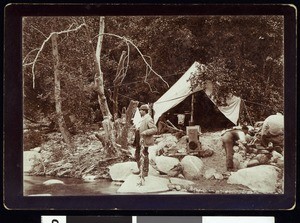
[24,175,121,196]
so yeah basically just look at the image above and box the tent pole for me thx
[243,100,254,126]
[189,94,195,126]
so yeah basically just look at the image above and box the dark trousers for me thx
[133,130,149,177]
[223,141,234,170]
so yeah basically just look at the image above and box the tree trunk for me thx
[84,17,118,155]
[119,100,139,149]
[113,50,127,118]
[51,33,74,151]
[94,17,112,119]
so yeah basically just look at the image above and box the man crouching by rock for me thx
[133,104,157,183]
[222,125,249,171]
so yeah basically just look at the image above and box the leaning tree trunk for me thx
[85,17,118,155]
[51,33,74,151]
[94,17,112,119]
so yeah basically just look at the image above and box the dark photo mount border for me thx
[3,4,296,210]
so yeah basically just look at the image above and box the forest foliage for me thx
[23,16,284,128]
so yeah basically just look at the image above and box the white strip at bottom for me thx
[203,216,274,223]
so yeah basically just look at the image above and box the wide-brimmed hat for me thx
[139,104,149,111]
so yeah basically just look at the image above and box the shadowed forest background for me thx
[23,16,284,132]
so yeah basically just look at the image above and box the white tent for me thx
[152,62,241,125]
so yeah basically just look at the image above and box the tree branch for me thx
[22,48,40,64]
[30,25,47,38]
[30,23,87,89]
[95,17,105,74]
[92,32,169,88]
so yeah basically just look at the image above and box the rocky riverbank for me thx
[24,128,284,194]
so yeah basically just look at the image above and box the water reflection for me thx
[24,175,120,196]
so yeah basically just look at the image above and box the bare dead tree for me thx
[51,33,75,151]
[24,22,86,152]
[86,17,170,155]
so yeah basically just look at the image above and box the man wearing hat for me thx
[133,104,157,178]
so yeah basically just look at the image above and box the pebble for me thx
[175,185,181,191]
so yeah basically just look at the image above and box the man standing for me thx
[133,104,157,179]
[221,125,249,171]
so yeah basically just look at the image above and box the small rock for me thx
[258,149,271,154]
[82,175,97,182]
[256,154,270,164]
[271,150,283,162]
[233,146,239,152]
[175,185,181,191]
[30,147,42,153]
[204,168,217,180]
[239,161,248,169]
[276,157,284,168]
[198,148,214,158]
[187,185,194,192]
[43,179,65,186]
[233,153,244,162]
[114,182,123,186]
[167,164,183,177]
[169,177,195,187]
[247,159,260,167]
[213,172,224,180]
[168,184,176,190]
[178,174,185,178]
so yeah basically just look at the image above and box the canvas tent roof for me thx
[152,62,241,125]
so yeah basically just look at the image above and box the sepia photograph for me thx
[22,15,286,197]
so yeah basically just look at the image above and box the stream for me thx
[24,174,121,196]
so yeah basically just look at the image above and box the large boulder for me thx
[109,162,139,181]
[23,151,42,173]
[227,165,279,193]
[155,156,180,174]
[117,174,170,193]
[181,155,204,180]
